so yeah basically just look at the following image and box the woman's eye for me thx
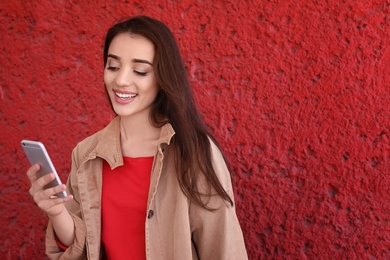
[106,66,119,71]
[134,70,147,76]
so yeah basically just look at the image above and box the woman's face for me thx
[104,33,158,119]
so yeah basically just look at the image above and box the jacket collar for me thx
[93,116,175,169]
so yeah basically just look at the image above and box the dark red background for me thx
[1,1,389,259]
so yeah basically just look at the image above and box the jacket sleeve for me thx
[190,141,248,260]
[45,147,88,260]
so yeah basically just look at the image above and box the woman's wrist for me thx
[49,206,75,247]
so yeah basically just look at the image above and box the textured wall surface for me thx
[1,0,389,259]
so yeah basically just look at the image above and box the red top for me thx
[102,156,153,260]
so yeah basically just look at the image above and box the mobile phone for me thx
[21,140,67,198]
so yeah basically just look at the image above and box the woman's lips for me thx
[113,90,137,104]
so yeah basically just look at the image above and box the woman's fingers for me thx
[26,164,73,218]
[36,195,71,213]
[26,163,40,182]
[33,184,73,216]
[29,172,55,196]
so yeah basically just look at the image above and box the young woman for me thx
[27,15,248,259]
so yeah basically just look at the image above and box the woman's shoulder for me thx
[208,137,233,188]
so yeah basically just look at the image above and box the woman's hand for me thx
[27,163,73,217]
[27,163,76,247]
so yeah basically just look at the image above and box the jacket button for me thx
[147,210,154,219]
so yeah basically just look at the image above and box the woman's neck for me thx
[119,114,161,158]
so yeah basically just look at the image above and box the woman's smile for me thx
[113,89,138,104]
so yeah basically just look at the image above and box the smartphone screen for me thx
[21,140,67,198]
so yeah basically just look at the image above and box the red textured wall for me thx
[1,1,389,259]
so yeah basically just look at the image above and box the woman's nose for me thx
[115,68,133,87]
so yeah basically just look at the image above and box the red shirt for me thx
[102,156,153,260]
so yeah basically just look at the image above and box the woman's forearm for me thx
[49,206,75,247]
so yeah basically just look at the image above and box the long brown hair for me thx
[103,15,233,210]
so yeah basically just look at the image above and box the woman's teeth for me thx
[116,92,137,99]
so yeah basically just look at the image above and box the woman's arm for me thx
[48,205,75,246]
[190,200,248,260]
[190,141,248,259]
[44,146,89,259]
[27,164,75,246]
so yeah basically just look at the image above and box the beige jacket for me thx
[45,116,248,259]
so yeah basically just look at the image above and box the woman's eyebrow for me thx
[132,59,153,66]
[107,54,153,66]
[107,54,120,60]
